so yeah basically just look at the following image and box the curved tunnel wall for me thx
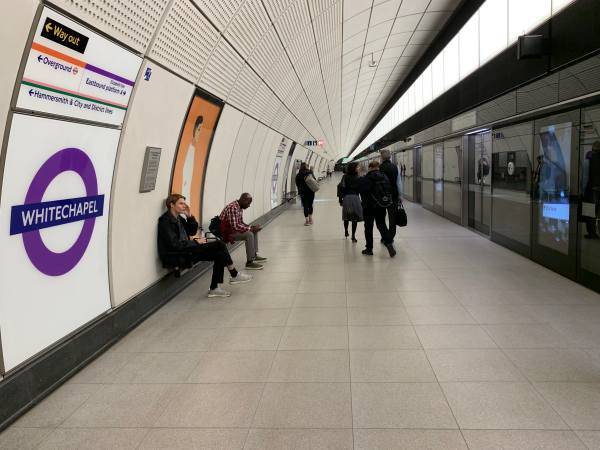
[0,1,331,375]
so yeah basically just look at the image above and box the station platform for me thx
[3,176,600,449]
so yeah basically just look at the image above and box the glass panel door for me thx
[491,123,533,256]
[531,111,579,278]
[578,106,600,290]
[414,146,422,203]
[443,137,462,223]
[467,130,492,234]
[434,143,444,215]
[421,145,434,210]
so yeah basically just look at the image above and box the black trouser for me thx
[363,207,392,250]
[344,220,357,238]
[301,191,315,217]
[190,240,233,289]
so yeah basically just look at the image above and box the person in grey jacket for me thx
[380,149,399,241]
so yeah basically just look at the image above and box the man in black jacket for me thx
[380,149,399,241]
[357,161,396,257]
[157,194,251,297]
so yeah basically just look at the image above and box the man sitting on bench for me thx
[219,193,267,270]
[158,194,251,298]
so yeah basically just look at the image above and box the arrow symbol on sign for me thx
[45,22,53,33]
[37,55,43,62]
[29,89,34,96]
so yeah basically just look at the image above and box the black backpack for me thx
[370,174,393,208]
[208,216,222,238]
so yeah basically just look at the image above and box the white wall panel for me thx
[110,61,194,306]
[225,115,259,204]
[241,123,270,223]
[251,129,279,219]
[0,1,37,147]
[202,105,245,225]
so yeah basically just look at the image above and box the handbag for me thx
[336,175,345,199]
[396,200,407,227]
[305,174,320,192]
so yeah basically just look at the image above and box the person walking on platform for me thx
[357,161,396,257]
[219,193,267,270]
[380,149,399,241]
[338,162,362,242]
[296,162,317,226]
[157,194,251,298]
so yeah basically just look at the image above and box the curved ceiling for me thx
[56,0,460,159]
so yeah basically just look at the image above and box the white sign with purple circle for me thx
[0,115,117,370]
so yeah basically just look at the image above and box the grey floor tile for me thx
[112,353,203,383]
[0,427,52,450]
[297,280,346,293]
[535,382,600,430]
[279,326,348,350]
[293,292,347,308]
[155,383,263,428]
[483,324,573,348]
[427,349,524,382]
[462,430,587,450]
[406,306,476,325]
[415,325,498,349]
[350,350,436,382]
[142,327,219,352]
[69,351,132,384]
[348,307,411,325]
[441,382,567,429]
[268,350,349,382]
[352,382,458,429]
[505,349,600,382]
[576,430,600,449]
[396,278,450,292]
[244,429,353,450]
[138,428,247,450]
[38,428,148,450]
[348,325,422,349]
[286,307,348,326]
[222,309,290,327]
[354,429,468,450]
[14,384,100,428]
[346,279,399,293]
[210,327,284,351]
[252,383,352,428]
[466,305,542,324]
[220,293,295,309]
[399,291,461,307]
[187,351,275,383]
[347,292,404,307]
[60,384,175,428]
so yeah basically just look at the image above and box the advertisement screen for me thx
[535,122,572,254]
[271,138,287,209]
[16,7,142,125]
[171,92,222,222]
[0,114,118,370]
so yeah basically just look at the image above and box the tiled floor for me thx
[3,175,600,449]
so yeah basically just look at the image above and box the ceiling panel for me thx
[142,0,460,157]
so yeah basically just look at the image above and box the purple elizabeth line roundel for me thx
[22,148,98,276]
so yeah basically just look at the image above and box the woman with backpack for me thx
[295,162,318,226]
[337,162,362,242]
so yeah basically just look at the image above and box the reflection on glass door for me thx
[467,130,492,234]
[414,146,422,204]
[433,143,444,215]
[421,145,434,210]
[578,106,600,290]
[532,111,579,278]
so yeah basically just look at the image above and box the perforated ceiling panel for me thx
[56,0,169,52]
[61,0,462,157]
[149,0,220,82]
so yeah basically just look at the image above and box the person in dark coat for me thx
[338,162,362,242]
[379,149,399,241]
[295,162,316,226]
[157,194,251,297]
[356,161,396,257]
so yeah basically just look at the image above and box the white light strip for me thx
[348,0,576,159]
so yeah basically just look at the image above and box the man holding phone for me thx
[220,193,267,270]
[158,194,251,298]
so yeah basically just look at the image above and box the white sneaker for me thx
[230,272,252,284]
[207,287,231,298]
